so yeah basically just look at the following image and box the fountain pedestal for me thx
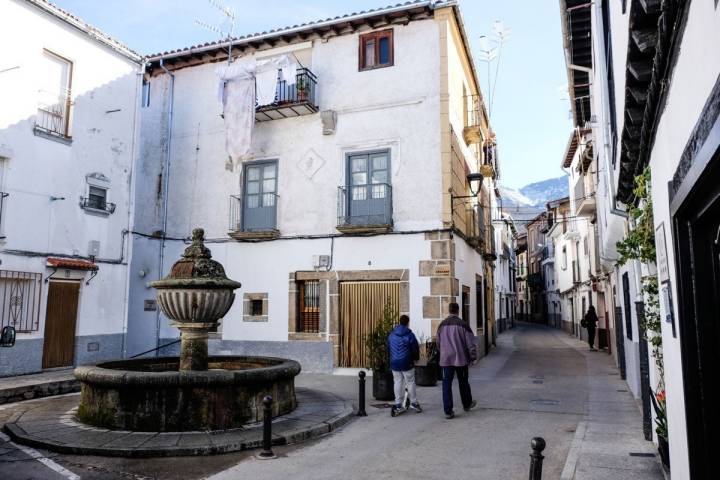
[74,228,301,432]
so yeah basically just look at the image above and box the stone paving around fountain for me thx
[3,388,352,457]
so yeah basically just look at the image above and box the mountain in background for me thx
[500,175,569,209]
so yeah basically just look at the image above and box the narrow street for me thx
[0,323,663,480]
[209,324,662,480]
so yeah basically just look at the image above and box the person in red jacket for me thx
[436,302,477,419]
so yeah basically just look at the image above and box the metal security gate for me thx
[0,270,42,332]
[339,281,399,368]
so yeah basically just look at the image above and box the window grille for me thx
[0,270,42,332]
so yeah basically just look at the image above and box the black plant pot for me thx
[415,363,438,386]
[372,371,395,400]
[658,436,670,469]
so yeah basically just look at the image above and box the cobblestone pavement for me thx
[0,324,663,479]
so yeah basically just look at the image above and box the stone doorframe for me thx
[288,269,409,367]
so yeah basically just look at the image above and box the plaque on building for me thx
[144,299,157,311]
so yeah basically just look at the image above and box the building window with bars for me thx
[0,270,43,332]
[298,281,320,333]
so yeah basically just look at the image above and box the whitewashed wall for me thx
[645,3,720,478]
[128,19,445,356]
[0,0,140,373]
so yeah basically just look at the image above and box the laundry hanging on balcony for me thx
[216,54,298,169]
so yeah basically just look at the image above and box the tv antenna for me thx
[477,20,511,118]
[195,0,236,64]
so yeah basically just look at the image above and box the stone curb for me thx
[0,379,80,405]
[2,390,354,458]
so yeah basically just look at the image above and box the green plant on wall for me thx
[616,167,666,439]
[364,298,396,373]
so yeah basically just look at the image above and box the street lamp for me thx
[467,172,484,196]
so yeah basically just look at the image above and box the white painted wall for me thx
[0,1,140,347]
[643,3,720,477]
[128,19,451,355]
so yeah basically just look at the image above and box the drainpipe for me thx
[121,60,146,358]
[156,59,175,353]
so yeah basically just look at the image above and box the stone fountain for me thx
[74,228,301,432]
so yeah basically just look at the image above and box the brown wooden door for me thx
[42,281,80,368]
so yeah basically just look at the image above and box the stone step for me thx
[0,371,79,405]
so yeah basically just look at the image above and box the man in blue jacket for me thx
[387,315,422,413]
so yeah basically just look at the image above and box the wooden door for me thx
[339,281,399,368]
[42,281,80,368]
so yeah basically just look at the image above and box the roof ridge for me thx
[149,0,451,59]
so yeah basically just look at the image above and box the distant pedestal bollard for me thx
[258,395,276,459]
[358,370,367,416]
[529,437,546,480]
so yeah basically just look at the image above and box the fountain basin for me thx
[75,356,301,432]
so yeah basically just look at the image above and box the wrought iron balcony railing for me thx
[80,197,115,214]
[228,194,280,239]
[337,183,393,233]
[35,89,72,138]
[255,68,319,122]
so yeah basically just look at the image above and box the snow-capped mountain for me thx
[499,176,569,209]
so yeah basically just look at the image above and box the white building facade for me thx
[0,0,142,375]
[128,1,503,372]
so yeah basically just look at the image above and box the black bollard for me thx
[528,437,546,480]
[258,395,276,459]
[357,370,367,416]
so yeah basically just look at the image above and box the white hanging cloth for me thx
[216,57,256,169]
[214,54,298,168]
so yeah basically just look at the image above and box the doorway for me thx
[42,281,80,369]
[672,145,720,478]
[338,281,399,368]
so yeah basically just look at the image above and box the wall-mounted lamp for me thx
[467,173,484,196]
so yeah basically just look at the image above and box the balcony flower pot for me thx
[372,370,395,401]
[415,361,437,387]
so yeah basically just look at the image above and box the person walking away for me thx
[387,315,422,413]
[584,305,599,350]
[437,302,477,419]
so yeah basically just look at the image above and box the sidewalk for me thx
[554,330,663,480]
[0,369,77,405]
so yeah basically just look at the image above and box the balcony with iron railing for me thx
[34,88,72,141]
[483,223,497,261]
[463,204,486,249]
[228,194,280,239]
[79,197,116,215]
[255,68,319,122]
[337,183,392,234]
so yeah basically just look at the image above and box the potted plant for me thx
[650,388,670,470]
[415,336,438,386]
[296,76,307,102]
[364,299,396,401]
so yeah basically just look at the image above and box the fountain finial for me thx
[182,228,212,259]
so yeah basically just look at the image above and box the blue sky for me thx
[53,0,572,189]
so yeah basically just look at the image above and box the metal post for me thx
[258,395,276,459]
[357,370,367,416]
[529,437,546,480]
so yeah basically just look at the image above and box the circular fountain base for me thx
[74,356,301,432]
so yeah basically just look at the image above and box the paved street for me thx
[0,324,662,479]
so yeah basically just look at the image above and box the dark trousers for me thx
[441,366,472,414]
[587,327,596,348]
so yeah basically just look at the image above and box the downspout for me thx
[156,58,175,353]
[121,59,146,358]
